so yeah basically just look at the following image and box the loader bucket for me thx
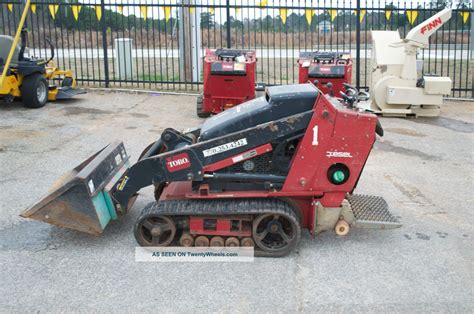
[20,141,131,235]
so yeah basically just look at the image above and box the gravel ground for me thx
[0,90,473,312]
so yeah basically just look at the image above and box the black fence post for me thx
[226,0,231,48]
[355,0,361,90]
[100,0,110,87]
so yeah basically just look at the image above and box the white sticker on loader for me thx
[312,125,319,146]
[203,138,248,157]
[88,179,95,193]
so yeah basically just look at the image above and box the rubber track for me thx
[136,198,301,257]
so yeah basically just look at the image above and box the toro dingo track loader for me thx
[21,83,401,256]
[0,0,84,108]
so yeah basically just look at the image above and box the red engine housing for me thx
[202,49,257,115]
[298,51,353,96]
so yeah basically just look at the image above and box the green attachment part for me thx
[332,170,345,183]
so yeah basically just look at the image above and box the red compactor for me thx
[298,51,352,97]
[197,49,262,117]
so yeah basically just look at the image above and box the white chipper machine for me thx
[367,8,453,117]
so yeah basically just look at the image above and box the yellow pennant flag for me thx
[305,9,314,25]
[7,3,13,12]
[71,5,81,21]
[460,11,470,24]
[117,5,123,14]
[328,9,337,22]
[353,9,366,22]
[385,10,392,20]
[257,0,268,9]
[209,7,214,14]
[163,6,171,22]
[406,10,418,25]
[279,8,288,24]
[190,6,195,13]
[360,9,366,23]
[235,8,240,15]
[31,4,36,14]
[140,6,148,20]
[95,6,102,21]
[48,4,59,19]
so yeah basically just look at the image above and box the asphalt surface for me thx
[0,91,473,312]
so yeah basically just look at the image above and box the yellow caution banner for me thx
[71,5,81,21]
[140,6,148,20]
[117,5,123,14]
[305,9,314,25]
[95,6,102,21]
[353,9,366,23]
[49,4,59,19]
[385,10,391,20]
[31,4,36,14]
[164,6,171,22]
[257,0,268,9]
[279,8,288,24]
[328,9,337,22]
[406,10,418,25]
[7,3,13,12]
[460,11,470,24]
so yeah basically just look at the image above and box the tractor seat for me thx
[0,35,20,67]
[199,83,319,141]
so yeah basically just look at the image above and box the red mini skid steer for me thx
[197,49,263,117]
[298,51,353,97]
[22,83,400,257]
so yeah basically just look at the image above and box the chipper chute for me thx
[20,142,132,235]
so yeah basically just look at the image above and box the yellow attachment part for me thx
[0,74,21,97]
[0,0,31,91]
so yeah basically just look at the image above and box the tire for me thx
[196,95,210,118]
[20,73,49,108]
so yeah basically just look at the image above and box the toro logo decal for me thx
[420,17,443,34]
[166,153,191,172]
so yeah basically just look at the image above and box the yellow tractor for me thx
[0,0,84,108]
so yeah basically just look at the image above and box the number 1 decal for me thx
[312,125,319,146]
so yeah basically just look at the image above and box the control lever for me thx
[339,91,356,108]
[326,82,334,97]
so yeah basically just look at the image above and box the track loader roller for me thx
[22,84,401,256]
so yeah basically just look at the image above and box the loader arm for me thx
[111,111,314,211]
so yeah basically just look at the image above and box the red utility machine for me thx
[298,51,352,96]
[198,49,258,117]
[23,83,400,257]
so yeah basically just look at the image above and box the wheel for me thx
[179,232,194,247]
[20,73,48,108]
[195,235,210,247]
[134,215,176,247]
[196,94,210,118]
[241,237,255,247]
[210,236,225,247]
[225,237,240,247]
[252,212,300,256]
[335,220,350,236]
[61,77,73,87]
